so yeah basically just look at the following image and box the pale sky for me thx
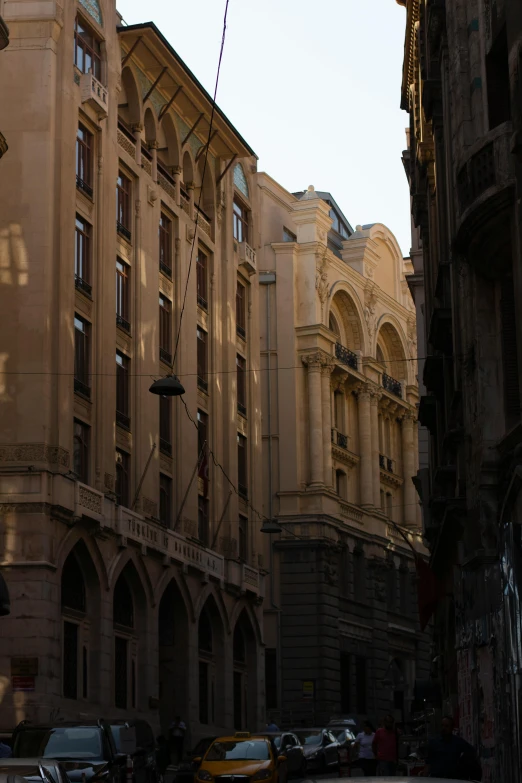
[117,0,411,255]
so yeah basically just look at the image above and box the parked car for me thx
[262,733,306,778]
[293,729,339,772]
[12,721,128,783]
[109,720,157,783]
[173,738,216,783]
[193,733,287,783]
[0,759,71,783]
[331,728,356,750]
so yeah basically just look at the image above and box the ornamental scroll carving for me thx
[78,485,103,515]
[315,248,329,321]
[302,351,326,369]
[407,316,417,358]
[0,443,70,467]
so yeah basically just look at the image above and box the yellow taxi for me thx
[194,732,287,783]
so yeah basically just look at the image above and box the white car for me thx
[0,759,70,783]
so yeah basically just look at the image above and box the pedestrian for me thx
[425,716,481,780]
[169,716,187,765]
[156,735,170,779]
[372,714,399,776]
[266,716,280,732]
[354,721,376,777]
[0,742,12,759]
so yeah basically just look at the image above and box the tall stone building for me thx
[397,0,522,780]
[0,2,9,160]
[0,0,265,740]
[257,174,430,727]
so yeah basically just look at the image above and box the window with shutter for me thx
[501,277,520,429]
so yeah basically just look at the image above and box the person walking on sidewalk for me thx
[425,716,481,780]
[372,714,399,776]
[354,721,376,777]
[169,716,187,765]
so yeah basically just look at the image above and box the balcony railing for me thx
[380,454,395,472]
[160,438,172,457]
[76,176,93,199]
[335,342,358,370]
[74,378,91,399]
[116,410,130,430]
[160,347,173,366]
[180,190,190,216]
[379,454,385,469]
[336,431,348,449]
[160,261,172,279]
[238,241,257,274]
[116,314,130,333]
[75,275,92,298]
[238,402,247,417]
[382,373,402,398]
[237,324,246,340]
[198,376,208,393]
[238,483,248,500]
[195,205,212,238]
[117,221,132,242]
[197,294,208,311]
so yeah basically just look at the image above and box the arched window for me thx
[61,552,87,700]
[329,313,341,337]
[113,574,134,629]
[233,625,246,664]
[198,604,216,725]
[377,344,385,365]
[198,609,213,654]
[233,163,249,199]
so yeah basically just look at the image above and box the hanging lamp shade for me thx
[260,518,283,534]
[149,375,185,397]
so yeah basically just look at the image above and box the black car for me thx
[12,721,127,783]
[0,759,71,783]
[173,738,216,783]
[293,729,340,772]
[109,721,157,783]
[263,734,306,777]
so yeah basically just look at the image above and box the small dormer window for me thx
[74,15,101,80]
[329,208,350,239]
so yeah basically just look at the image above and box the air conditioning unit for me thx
[80,72,108,118]
[238,241,257,275]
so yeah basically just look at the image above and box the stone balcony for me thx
[226,559,265,599]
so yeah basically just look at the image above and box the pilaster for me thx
[321,361,335,488]
[355,383,373,506]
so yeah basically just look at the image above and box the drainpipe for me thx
[260,271,281,717]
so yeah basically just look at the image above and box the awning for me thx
[0,570,10,616]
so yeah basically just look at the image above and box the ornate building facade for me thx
[257,174,430,727]
[0,0,265,740]
[397,0,522,780]
[0,1,9,160]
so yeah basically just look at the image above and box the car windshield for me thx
[205,741,270,761]
[14,728,103,759]
[110,727,123,753]
[296,732,322,746]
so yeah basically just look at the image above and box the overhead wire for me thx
[171,0,230,367]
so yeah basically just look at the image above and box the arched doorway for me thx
[158,579,190,733]
[61,540,101,703]
[232,609,258,730]
[198,595,225,728]
[113,562,147,712]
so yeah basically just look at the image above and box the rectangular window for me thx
[233,199,248,243]
[386,492,393,520]
[116,351,130,429]
[63,621,79,699]
[82,645,88,700]
[237,433,247,500]
[74,15,101,80]
[340,652,351,713]
[115,448,130,508]
[197,249,208,310]
[74,315,90,398]
[159,213,172,277]
[283,227,297,243]
[160,473,172,527]
[73,419,90,484]
[353,551,366,602]
[199,661,209,724]
[114,636,128,709]
[237,354,247,416]
[76,124,93,198]
[265,648,278,710]
[236,281,246,339]
[197,409,208,455]
[159,294,172,365]
[75,216,92,296]
[116,258,130,332]
[197,328,208,392]
[116,171,132,240]
[198,495,209,547]
[239,514,247,562]
[160,396,172,456]
[400,567,410,615]
[355,656,367,713]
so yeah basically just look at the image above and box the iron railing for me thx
[116,314,130,333]
[382,373,402,398]
[335,342,358,370]
[75,275,92,298]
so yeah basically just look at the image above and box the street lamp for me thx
[260,518,283,534]
[149,374,185,396]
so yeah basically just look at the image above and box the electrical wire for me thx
[172,0,230,367]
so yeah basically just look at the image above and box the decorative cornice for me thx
[332,445,360,468]
[301,350,330,369]
[380,470,404,489]
[0,443,70,467]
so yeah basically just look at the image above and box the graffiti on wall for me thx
[457,648,473,745]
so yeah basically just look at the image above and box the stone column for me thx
[171,165,182,206]
[370,390,382,508]
[186,181,195,220]
[150,140,158,182]
[131,123,143,166]
[321,362,334,487]
[356,384,373,506]
[304,353,324,487]
[401,411,417,527]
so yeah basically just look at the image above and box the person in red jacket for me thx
[372,714,399,776]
